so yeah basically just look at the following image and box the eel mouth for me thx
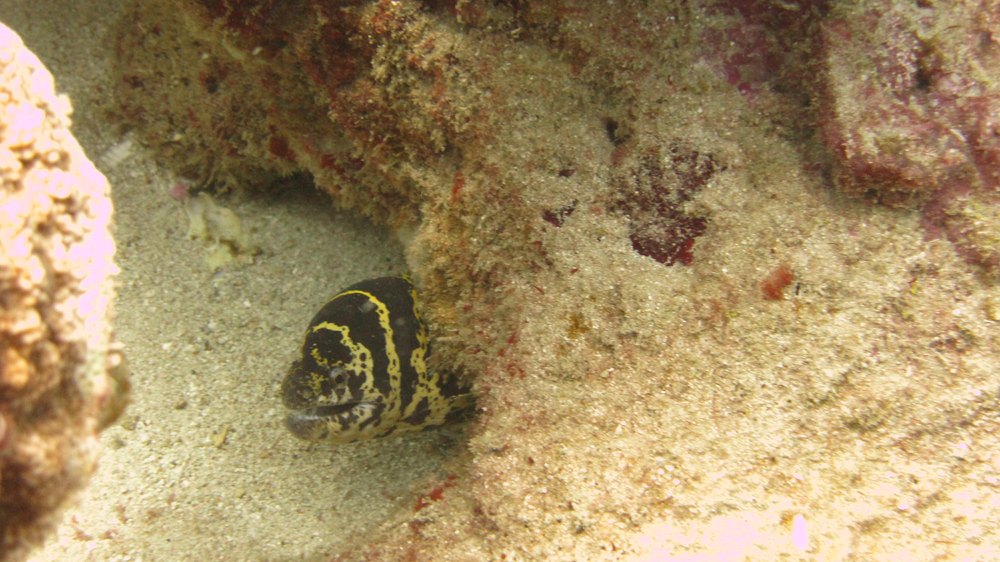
[290,402,359,418]
[283,400,382,443]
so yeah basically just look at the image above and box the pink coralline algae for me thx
[815,2,1000,276]
[700,0,827,110]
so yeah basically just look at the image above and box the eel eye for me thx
[329,367,347,387]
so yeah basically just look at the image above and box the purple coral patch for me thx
[611,142,721,266]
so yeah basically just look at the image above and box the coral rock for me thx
[816,1,1000,276]
[0,22,125,562]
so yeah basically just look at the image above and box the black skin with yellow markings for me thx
[281,276,473,443]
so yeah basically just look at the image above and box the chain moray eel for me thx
[281,276,473,443]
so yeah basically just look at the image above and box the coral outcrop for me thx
[111,1,1000,559]
[815,1,1000,277]
[0,22,124,562]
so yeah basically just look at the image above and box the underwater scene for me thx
[1,1,999,560]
